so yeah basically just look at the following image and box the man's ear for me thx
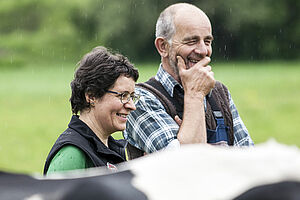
[154,37,169,58]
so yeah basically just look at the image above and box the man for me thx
[124,3,254,155]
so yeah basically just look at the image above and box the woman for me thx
[44,46,139,175]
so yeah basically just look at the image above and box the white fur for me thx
[44,139,300,200]
[125,140,300,200]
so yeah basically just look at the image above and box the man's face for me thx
[167,10,213,78]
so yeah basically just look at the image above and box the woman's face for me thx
[92,75,136,135]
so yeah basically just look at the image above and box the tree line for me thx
[0,0,299,67]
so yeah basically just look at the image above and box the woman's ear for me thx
[85,93,95,106]
[154,37,169,58]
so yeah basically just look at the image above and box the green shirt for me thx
[46,145,94,175]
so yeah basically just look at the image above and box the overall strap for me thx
[206,81,234,145]
[206,93,223,120]
[136,77,177,119]
[206,94,230,144]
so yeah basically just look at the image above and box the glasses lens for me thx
[131,94,140,104]
[121,92,130,104]
[119,92,140,104]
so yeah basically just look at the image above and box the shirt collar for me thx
[154,64,182,97]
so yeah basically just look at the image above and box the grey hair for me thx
[155,8,176,44]
[155,3,204,45]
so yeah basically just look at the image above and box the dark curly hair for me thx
[70,46,139,114]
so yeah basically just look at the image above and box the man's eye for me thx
[185,40,197,45]
[205,40,212,45]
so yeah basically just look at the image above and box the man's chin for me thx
[186,61,197,69]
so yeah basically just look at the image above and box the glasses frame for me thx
[106,90,140,104]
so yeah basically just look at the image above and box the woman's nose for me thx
[124,99,136,111]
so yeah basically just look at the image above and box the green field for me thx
[0,61,299,174]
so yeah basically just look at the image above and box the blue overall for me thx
[206,111,230,145]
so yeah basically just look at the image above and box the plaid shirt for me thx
[123,65,254,153]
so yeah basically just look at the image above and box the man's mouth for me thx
[186,58,200,69]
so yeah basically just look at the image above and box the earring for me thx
[90,101,95,106]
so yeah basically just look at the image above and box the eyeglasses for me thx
[107,90,140,104]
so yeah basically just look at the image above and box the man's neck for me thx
[161,60,181,84]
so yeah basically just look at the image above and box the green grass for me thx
[0,61,299,174]
[213,61,300,146]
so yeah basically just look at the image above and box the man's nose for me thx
[194,41,208,57]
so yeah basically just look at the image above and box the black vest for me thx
[137,78,234,145]
[127,78,235,160]
[44,115,127,175]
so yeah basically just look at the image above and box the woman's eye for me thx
[121,93,130,99]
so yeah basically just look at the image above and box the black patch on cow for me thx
[234,181,300,200]
[0,170,148,200]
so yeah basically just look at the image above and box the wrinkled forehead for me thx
[174,8,211,30]
[172,10,212,40]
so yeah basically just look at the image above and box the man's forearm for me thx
[177,94,207,144]
[176,56,214,145]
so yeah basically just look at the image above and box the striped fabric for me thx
[124,65,254,153]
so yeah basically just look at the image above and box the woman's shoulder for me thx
[46,145,93,175]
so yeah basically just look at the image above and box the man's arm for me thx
[228,92,254,146]
[124,56,215,152]
[124,88,180,153]
[176,56,215,144]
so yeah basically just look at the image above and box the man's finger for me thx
[177,56,186,72]
[205,65,212,72]
[197,56,211,67]
[174,115,182,126]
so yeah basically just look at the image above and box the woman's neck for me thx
[79,112,109,147]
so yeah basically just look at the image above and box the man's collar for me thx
[154,64,182,97]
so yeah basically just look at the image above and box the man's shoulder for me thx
[215,80,229,89]
[135,85,163,103]
[214,81,230,95]
[210,80,231,104]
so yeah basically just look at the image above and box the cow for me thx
[1,140,300,200]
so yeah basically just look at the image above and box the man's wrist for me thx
[184,92,205,101]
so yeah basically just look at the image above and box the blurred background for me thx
[0,0,299,174]
[0,0,299,65]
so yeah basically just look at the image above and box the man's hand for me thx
[177,56,215,98]
[175,56,214,144]
[174,115,182,126]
